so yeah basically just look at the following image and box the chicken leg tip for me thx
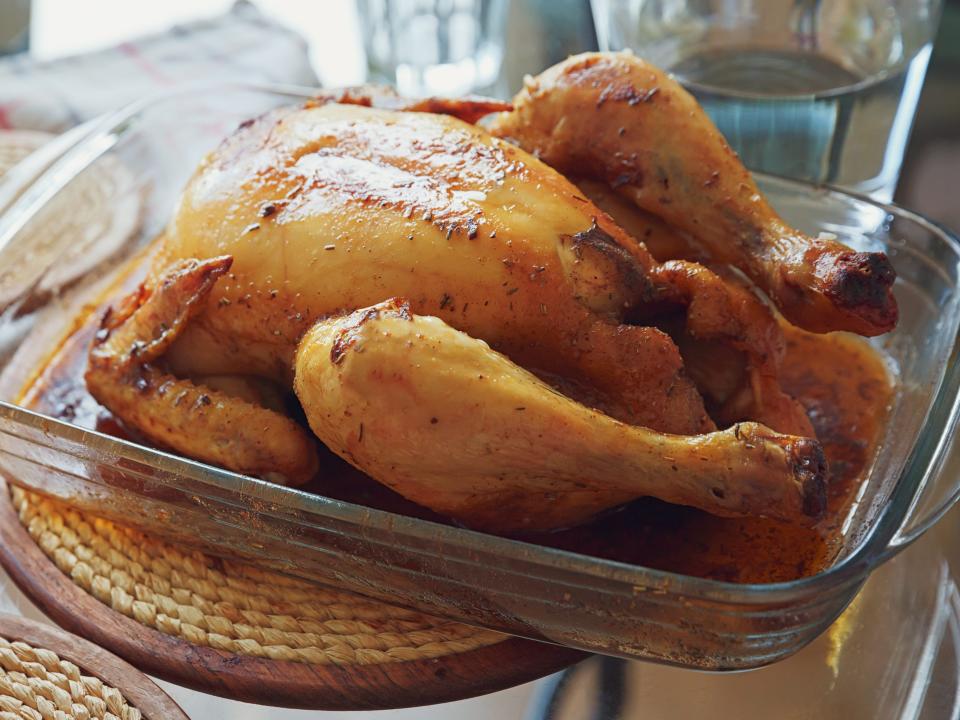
[818,249,898,334]
[788,437,828,519]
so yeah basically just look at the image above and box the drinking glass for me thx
[0,0,29,56]
[590,0,943,201]
[357,0,509,97]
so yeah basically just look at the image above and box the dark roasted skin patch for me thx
[788,437,828,519]
[563,220,654,308]
[596,83,659,107]
[823,250,897,310]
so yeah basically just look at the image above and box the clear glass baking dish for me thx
[1,84,959,670]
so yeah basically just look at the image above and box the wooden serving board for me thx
[0,476,585,710]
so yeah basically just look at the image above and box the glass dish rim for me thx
[1,81,958,606]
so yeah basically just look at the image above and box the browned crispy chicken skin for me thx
[79,52,900,533]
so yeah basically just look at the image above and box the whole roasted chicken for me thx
[86,53,897,533]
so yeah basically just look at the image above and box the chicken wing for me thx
[86,256,319,485]
[490,52,898,336]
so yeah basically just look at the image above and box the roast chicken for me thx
[85,52,898,533]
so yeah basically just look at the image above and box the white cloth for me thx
[0,1,318,132]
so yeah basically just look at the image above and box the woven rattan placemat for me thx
[0,612,189,720]
[0,634,142,720]
[11,486,505,666]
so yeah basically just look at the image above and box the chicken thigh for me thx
[81,56,872,532]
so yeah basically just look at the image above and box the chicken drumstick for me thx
[490,52,898,336]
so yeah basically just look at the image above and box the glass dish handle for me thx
[881,354,960,563]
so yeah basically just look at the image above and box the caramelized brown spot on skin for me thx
[329,298,412,365]
[596,84,659,107]
[561,221,654,313]
[789,438,828,518]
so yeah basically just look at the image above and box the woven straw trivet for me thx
[11,486,504,665]
[0,613,188,720]
[0,129,141,310]
[0,636,141,720]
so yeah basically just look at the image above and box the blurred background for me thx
[0,0,955,227]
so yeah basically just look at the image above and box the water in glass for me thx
[591,0,942,200]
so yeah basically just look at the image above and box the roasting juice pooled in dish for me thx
[21,51,899,582]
